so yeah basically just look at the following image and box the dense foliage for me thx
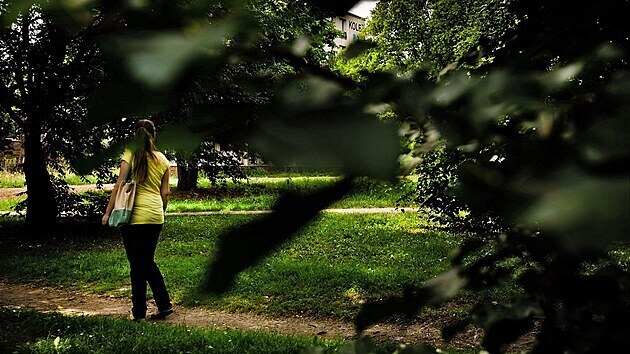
[2,0,629,353]
[331,0,516,79]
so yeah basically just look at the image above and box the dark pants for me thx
[122,224,172,319]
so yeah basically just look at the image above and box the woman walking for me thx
[103,119,174,321]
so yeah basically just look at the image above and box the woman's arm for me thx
[160,167,170,212]
[102,161,130,225]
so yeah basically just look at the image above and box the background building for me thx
[0,138,24,172]
[332,12,366,49]
[330,1,377,50]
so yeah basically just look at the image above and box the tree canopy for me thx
[332,0,516,78]
[0,5,112,225]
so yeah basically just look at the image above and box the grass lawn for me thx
[0,213,490,319]
[0,309,479,354]
[0,177,417,212]
[0,196,23,211]
[168,177,417,212]
[0,309,345,354]
[0,171,99,188]
[0,171,26,188]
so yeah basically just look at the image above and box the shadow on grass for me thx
[0,309,345,354]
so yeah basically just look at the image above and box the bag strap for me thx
[123,151,135,183]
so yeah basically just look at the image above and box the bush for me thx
[410,143,502,235]
[15,177,108,221]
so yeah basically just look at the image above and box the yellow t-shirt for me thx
[121,149,170,225]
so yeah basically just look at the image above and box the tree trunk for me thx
[177,160,198,191]
[23,122,58,229]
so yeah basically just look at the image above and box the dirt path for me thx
[1,208,408,218]
[164,208,406,216]
[0,282,492,349]
[0,184,115,198]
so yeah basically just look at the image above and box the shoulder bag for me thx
[108,160,136,228]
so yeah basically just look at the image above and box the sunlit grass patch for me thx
[63,174,99,185]
[0,171,25,188]
[167,177,417,212]
[168,195,276,212]
[0,195,24,211]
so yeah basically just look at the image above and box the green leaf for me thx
[299,347,325,354]
[252,116,400,180]
[343,40,377,60]
[422,268,468,303]
[277,76,345,109]
[338,337,377,354]
[544,62,585,89]
[522,171,630,253]
[251,77,401,180]
[581,117,630,166]
[471,298,539,354]
[155,124,206,157]
[355,269,467,332]
[394,343,440,354]
[106,19,242,89]
[86,80,172,125]
[72,138,132,175]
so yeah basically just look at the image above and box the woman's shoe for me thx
[149,308,174,320]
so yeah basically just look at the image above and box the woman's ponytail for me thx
[132,120,157,183]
